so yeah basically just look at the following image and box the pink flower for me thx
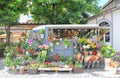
[39,45,43,49]
[27,38,33,46]
[43,45,49,49]
[96,43,101,48]
[39,44,49,50]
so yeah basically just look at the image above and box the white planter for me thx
[4,66,10,71]
[56,42,60,45]
[40,34,44,39]
[104,58,111,71]
[50,43,53,46]
[108,67,117,74]
[64,45,67,48]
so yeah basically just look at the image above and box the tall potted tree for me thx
[101,45,115,71]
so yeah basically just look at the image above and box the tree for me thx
[0,0,28,45]
[31,0,101,24]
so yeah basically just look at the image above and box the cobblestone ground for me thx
[0,58,120,78]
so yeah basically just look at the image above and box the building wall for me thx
[88,9,120,52]
[112,9,120,52]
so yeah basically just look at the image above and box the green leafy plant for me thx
[78,37,87,45]
[65,56,73,65]
[74,62,82,68]
[59,55,66,62]
[101,45,115,58]
[39,28,44,34]
[28,64,39,69]
[5,46,16,66]
[21,41,31,51]
[36,52,47,63]
[64,39,71,48]
[101,29,109,34]
[10,57,22,66]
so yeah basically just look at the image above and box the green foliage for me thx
[78,37,87,45]
[101,45,115,58]
[65,56,73,65]
[0,31,5,35]
[31,0,101,24]
[39,28,45,34]
[59,55,66,62]
[75,61,82,68]
[36,52,47,63]
[0,0,28,44]
[21,41,31,51]
[5,46,16,66]
[28,64,39,69]
[10,57,22,66]
[64,39,71,48]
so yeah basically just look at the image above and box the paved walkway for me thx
[0,58,120,78]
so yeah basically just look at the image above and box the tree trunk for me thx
[5,25,11,45]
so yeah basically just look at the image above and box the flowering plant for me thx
[39,44,49,51]
[108,60,118,68]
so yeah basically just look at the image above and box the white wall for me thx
[88,19,96,24]
[113,9,120,52]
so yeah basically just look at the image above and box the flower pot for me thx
[40,34,44,39]
[27,69,38,74]
[20,69,24,75]
[4,66,10,71]
[56,42,60,45]
[104,58,111,71]
[108,67,117,74]
[74,67,82,73]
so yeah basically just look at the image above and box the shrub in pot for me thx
[27,63,39,74]
[101,45,115,70]
[74,62,82,73]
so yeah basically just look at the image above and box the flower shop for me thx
[5,24,118,74]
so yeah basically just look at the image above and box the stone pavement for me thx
[0,58,120,78]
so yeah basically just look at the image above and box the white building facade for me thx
[88,0,120,52]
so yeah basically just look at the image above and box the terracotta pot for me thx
[20,69,24,75]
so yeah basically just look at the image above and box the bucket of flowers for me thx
[108,60,118,74]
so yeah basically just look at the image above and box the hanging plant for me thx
[64,39,71,48]
[39,28,44,38]
[101,29,109,34]
[48,35,54,43]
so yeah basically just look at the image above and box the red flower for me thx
[44,62,51,65]
[92,50,97,55]
[54,53,60,61]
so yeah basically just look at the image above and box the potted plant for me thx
[64,39,71,48]
[74,61,82,73]
[54,39,60,45]
[4,46,16,71]
[27,63,39,74]
[101,45,115,71]
[39,28,44,39]
[78,37,87,46]
[19,65,24,75]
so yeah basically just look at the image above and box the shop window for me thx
[99,21,110,42]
